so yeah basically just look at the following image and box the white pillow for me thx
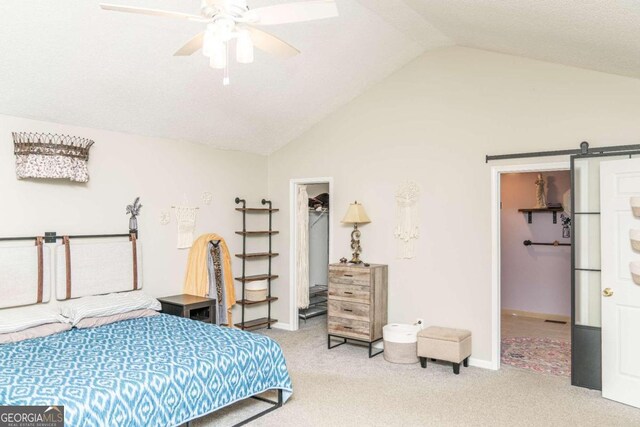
[58,290,161,326]
[0,305,69,334]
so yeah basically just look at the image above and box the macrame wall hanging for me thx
[173,199,199,249]
[12,132,94,183]
[394,180,420,259]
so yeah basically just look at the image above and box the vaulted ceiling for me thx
[1,1,639,154]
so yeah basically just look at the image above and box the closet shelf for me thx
[235,252,279,259]
[518,206,563,224]
[236,297,279,306]
[235,317,278,330]
[235,208,280,213]
[235,274,279,282]
[235,231,279,236]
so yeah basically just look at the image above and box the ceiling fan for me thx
[100,0,339,84]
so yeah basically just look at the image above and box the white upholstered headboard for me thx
[55,239,142,300]
[0,244,51,309]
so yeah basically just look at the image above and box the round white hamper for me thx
[245,281,268,301]
[383,323,421,364]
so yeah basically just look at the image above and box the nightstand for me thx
[158,294,216,324]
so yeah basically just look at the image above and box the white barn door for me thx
[600,158,640,408]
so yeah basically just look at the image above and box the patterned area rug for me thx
[501,337,571,377]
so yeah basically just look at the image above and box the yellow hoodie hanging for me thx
[183,234,236,326]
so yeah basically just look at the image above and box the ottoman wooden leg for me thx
[453,363,460,375]
[420,357,427,368]
[463,357,469,368]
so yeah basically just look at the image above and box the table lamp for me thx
[341,201,371,264]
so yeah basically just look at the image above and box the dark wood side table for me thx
[158,294,216,324]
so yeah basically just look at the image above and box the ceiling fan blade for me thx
[99,3,207,22]
[244,26,300,58]
[174,32,205,56]
[250,1,338,26]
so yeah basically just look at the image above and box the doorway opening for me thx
[289,178,333,332]
[499,170,572,377]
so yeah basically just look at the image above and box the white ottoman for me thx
[417,326,472,374]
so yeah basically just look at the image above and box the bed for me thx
[0,313,292,426]
[0,226,292,427]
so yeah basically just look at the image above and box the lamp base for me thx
[349,225,363,264]
[349,255,363,265]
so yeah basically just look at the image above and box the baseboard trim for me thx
[501,308,570,323]
[469,357,495,370]
[271,322,293,331]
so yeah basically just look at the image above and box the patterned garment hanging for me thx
[208,241,227,325]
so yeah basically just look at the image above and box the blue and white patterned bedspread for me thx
[0,314,292,426]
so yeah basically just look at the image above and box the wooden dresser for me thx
[327,263,388,357]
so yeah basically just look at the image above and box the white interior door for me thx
[600,158,640,408]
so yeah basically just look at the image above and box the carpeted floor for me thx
[196,317,640,426]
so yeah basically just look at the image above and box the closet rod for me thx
[523,240,571,247]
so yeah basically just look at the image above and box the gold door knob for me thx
[603,288,614,297]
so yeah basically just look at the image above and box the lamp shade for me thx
[341,202,371,224]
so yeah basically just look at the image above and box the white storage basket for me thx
[383,323,421,364]
[630,230,640,252]
[245,281,268,301]
[630,262,640,285]
[631,197,640,217]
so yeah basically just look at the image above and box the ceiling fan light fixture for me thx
[236,30,254,64]
[209,41,227,69]
[202,24,216,57]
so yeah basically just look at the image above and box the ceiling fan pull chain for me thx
[223,41,230,86]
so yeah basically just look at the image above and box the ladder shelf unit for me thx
[234,197,278,331]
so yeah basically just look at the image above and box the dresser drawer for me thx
[329,267,370,286]
[328,300,370,322]
[328,316,371,340]
[328,282,370,304]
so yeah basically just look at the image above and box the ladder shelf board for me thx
[235,252,280,259]
[234,317,278,330]
[235,274,279,282]
[236,297,279,306]
[235,208,280,212]
[235,231,279,236]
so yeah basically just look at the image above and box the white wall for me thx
[0,114,268,319]
[500,171,571,317]
[267,47,640,365]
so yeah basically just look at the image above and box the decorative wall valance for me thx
[12,132,95,183]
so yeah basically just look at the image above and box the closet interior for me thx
[299,184,330,323]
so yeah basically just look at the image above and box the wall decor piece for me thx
[159,210,171,225]
[12,132,94,183]
[173,205,199,249]
[202,191,213,205]
[535,173,547,208]
[394,181,420,259]
[126,197,142,234]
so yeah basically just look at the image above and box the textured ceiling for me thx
[0,1,639,154]
[0,0,448,154]
[405,0,640,80]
